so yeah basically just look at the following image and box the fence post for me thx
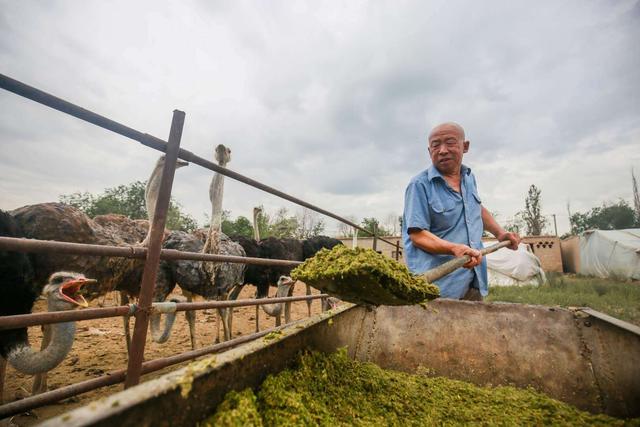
[395,240,400,260]
[124,110,185,388]
[372,223,378,252]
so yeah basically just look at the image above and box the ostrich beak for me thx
[176,159,189,168]
[60,278,96,308]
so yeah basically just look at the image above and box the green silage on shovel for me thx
[291,245,439,306]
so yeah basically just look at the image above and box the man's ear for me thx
[463,140,470,153]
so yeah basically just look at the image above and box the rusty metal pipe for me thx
[125,110,184,388]
[0,294,328,330]
[0,74,395,246]
[0,327,278,419]
[0,237,302,267]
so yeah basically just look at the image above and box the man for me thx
[402,122,520,300]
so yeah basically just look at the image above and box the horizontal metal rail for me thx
[0,324,283,419]
[0,73,396,247]
[0,294,328,330]
[0,236,302,267]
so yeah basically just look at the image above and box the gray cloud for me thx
[1,0,639,235]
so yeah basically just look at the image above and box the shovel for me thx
[422,240,511,284]
[295,241,512,306]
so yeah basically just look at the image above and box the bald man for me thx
[402,123,520,300]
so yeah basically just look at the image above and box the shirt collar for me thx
[426,164,471,181]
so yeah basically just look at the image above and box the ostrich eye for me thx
[52,276,65,284]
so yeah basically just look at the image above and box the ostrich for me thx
[202,144,246,342]
[164,144,246,344]
[115,155,190,352]
[0,228,94,402]
[232,234,343,331]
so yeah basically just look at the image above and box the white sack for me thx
[484,240,546,287]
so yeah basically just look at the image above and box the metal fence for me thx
[0,74,400,419]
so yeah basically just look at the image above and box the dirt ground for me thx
[2,284,324,426]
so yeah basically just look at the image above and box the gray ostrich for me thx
[0,272,95,401]
[164,144,246,344]
[117,155,190,352]
[260,276,296,327]
[202,144,246,342]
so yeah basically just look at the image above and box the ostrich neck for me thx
[6,301,76,375]
[142,162,164,246]
[145,163,164,226]
[149,312,176,343]
[253,210,260,241]
[205,168,226,253]
[261,283,292,317]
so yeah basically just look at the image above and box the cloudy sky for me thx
[1,0,638,236]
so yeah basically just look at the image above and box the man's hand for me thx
[451,244,482,268]
[497,231,521,250]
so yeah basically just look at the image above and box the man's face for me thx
[428,125,469,175]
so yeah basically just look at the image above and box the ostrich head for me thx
[42,272,96,311]
[277,276,295,287]
[215,144,231,167]
[155,154,189,170]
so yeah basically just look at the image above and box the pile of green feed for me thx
[291,245,439,306]
[201,349,636,426]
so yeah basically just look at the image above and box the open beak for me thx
[59,278,96,308]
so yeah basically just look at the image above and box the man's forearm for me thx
[408,229,457,255]
[408,229,483,268]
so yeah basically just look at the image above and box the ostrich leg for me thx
[32,324,53,394]
[182,290,197,350]
[121,293,132,354]
[255,304,260,333]
[306,283,312,317]
[226,285,244,341]
[284,285,294,324]
[0,357,6,404]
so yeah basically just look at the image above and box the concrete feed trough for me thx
[42,300,640,426]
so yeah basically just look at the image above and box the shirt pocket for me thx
[429,196,458,231]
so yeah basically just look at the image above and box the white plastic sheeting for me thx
[484,240,546,287]
[578,229,640,280]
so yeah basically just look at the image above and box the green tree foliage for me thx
[221,206,325,240]
[270,207,299,238]
[296,208,325,239]
[60,180,198,232]
[569,200,638,234]
[221,210,255,238]
[360,217,392,237]
[520,184,547,236]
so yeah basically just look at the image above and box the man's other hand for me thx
[497,231,521,250]
[451,244,482,268]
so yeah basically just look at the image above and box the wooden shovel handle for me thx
[422,241,511,284]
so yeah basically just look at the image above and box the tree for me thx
[60,180,198,232]
[520,184,547,236]
[569,200,637,234]
[360,217,391,237]
[221,211,254,238]
[336,215,358,238]
[269,207,299,238]
[504,212,525,235]
[383,213,401,236]
[296,208,325,239]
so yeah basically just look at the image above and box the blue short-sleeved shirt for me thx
[402,164,487,299]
